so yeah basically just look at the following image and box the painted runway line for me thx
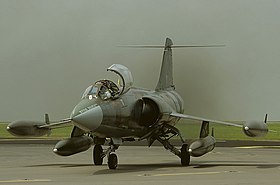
[139,171,225,177]
[235,146,280,149]
[0,179,51,183]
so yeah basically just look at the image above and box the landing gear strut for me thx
[157,136,190,166]
[154,124,191,166]
[105,143,119,169]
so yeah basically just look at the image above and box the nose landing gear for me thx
[93,144,103,165]
[108,153,118,169]
[92,138,121,169]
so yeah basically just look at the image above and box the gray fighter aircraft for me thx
[7,38,268,169]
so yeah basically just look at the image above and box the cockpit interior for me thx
[82,80,120,101]
[82,64,133,101]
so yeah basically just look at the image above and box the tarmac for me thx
[0,143,280,185]
[1,138,280,147]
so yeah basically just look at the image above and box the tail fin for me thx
[119,37,224,91]
[155,38,175,91]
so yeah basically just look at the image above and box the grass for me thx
[0,121,279,140]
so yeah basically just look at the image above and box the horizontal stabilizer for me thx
[118,45,225,48]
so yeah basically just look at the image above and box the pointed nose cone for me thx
[72,106,103,131]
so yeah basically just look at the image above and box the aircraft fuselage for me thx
[70,87,184,139]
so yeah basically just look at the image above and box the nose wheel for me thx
[93,145,119,169]
[108,153,118,169]
[93,144,103,165]
[93,142,120,169]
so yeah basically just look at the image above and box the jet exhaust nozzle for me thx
[53,136,93,156]
[188,136,216,157]
[6,120,50,137]
[243,120,268,137]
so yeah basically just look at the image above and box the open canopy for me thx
[81,64,133,101]
[107,64,133,95]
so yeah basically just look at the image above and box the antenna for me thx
[211,128,215,137]
[45,113,50,124]
[264,114,268,123]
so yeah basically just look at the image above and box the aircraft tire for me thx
[93,145,103,165]
[180,144,190,166]
[108,153,118,169]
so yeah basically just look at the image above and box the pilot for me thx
[98,85,112,100]
[104,80,119,97]
[104,90,112,99]
[96,79,120,100]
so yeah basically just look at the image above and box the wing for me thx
[170,112,272,137]
[38,118,73,129]
[170,112,242,127]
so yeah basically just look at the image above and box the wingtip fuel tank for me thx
[242,120,268,137]
[7,120,50,137]
[188,136,216,157]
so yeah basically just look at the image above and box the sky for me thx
[0,0,280,121]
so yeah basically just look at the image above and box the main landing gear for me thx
[157,136,190,166]
[155,124,191,166]
[92,138,121,169]
[180,144,190,166]
[92,128,191,169]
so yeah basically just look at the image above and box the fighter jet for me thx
[7,38,268,169]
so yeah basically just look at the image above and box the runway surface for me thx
[0,144,279,185]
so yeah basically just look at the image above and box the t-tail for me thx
[155,38,224,91]
[155,38,175,91]
[120,37,224,91]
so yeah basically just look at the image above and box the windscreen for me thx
[81,85,98,99]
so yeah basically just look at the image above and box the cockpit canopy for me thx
[81,80,120,100]
[107,64,133,95]
[82,64,133,101]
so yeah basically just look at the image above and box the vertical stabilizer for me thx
[156,38,174,91]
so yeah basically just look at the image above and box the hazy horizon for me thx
[1,0,280,121]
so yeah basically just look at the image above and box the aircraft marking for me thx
[0,179,51,183]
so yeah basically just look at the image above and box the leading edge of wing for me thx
[38,118,73,129]
[170,112,243,128]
